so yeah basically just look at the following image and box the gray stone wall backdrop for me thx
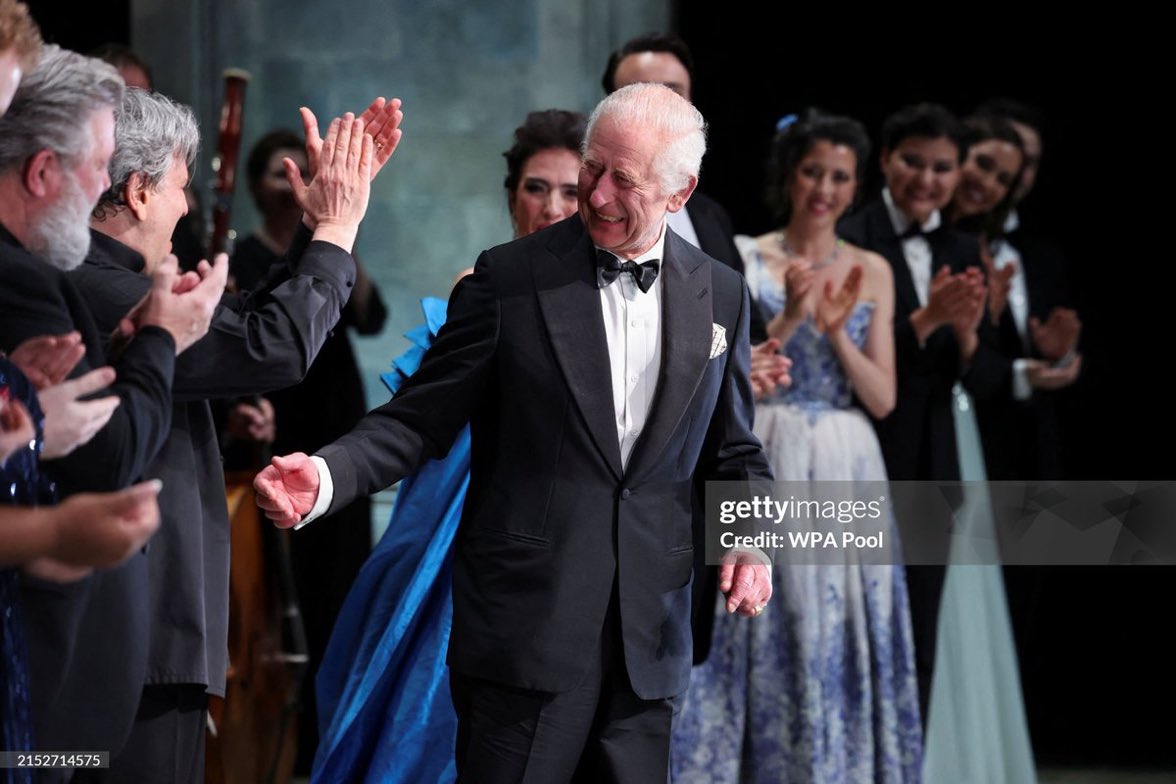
[131,0,668,531]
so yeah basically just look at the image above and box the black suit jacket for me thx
[975,230,1072,480]
[67,226,355,704]
[317,215,770,700]
[687,192,767,343]
[839,199,1009,481]
[0,222,176,754]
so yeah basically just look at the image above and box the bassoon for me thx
[208,69,250,258]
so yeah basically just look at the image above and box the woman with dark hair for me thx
[946,115,1025,240]
[311,108,586,784]
[673,110,921,783]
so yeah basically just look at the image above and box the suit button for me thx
[621,488,632,500]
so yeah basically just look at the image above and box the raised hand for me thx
[23,479,162,583]
[949,267,988,336]
[782,259,814,323]
[923,265,969,328]
[749,338,791,400]
[815,264,863,335]
[37,367,120,459]
[130,254,228,355]
[979,240,1016,325]
[6,332,84,390]
[287,112,373,252]
[301,98,403,184]
[254,452,321,528]
[1029,307,1081,361]
[1,396,35,464]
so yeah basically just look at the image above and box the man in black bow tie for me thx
[255,82,772,781]
[839,102,1009,722]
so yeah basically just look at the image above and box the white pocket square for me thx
[710,323,728,359]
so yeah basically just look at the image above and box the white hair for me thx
[0,44,124,173]
[94,87,199,218]
[583,82,707,194]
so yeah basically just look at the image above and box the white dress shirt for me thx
[995,211,1034,400]
[299,224,670,528]
[597,226,667,469]
[882,187,942,307]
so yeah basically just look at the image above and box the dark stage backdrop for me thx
[678,5,1173,768]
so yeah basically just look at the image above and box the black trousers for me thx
[450,599,680,783]
[904,563,946,727]
[73,684,207,784]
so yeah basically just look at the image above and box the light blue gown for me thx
[672,242,922,783]
[920,386,1036,783]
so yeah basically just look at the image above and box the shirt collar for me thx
[882,187,941,237]
[595,219,667,265]
[87,228,147,274]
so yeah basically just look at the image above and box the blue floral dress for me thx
[671,239,922,783]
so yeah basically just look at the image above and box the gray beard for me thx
[27,174,93,272]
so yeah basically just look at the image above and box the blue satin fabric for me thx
[312,298,463,784]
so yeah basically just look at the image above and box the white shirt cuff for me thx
[1013,358,1033,401]
[294,455,335,530]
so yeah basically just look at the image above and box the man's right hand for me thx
[254,452,320,528]
[288,112,374,253]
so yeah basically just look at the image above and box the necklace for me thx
[777,231,844,270]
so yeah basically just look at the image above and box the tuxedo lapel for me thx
[624,229,712,482]
[869,203,921,317]
[535,219,624,480]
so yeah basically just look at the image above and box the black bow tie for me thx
[899,222,939,240]
[596,250,660,293]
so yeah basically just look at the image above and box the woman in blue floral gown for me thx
[673,112,922,783]
[311,109,587,784]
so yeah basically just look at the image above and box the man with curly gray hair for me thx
[71,84,404,782]
[0,45,227,776]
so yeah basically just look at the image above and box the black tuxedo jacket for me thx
[67,226,355,708]
[0,222,176,753]
[318,215,770,700]
[975,230,1072,480]
[839,199,1008,481]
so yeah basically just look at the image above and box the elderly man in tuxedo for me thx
[255,83,772,782]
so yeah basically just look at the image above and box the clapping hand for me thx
[979,240,1016,326]
[815,265,863,335]
[749,339,792,400]
[6,332,84,390]
[1029,307,1081,362]
[287,113,373,252]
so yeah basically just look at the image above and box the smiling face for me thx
[577,115,691,259]
[137,154,190,273]
[1008,119,1041,203]
[953,138,1023,219]
[507,146,580,238]
[787,140,858,225]
[880,135,961,224]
